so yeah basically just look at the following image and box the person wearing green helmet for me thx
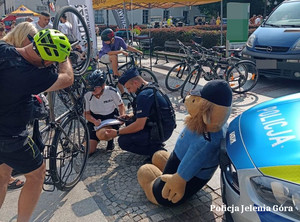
[0,28,73,222]
[33,28,71,63]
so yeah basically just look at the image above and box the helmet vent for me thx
[46,34,53,44]
[54,49,59,57]
[45,48,52,56]
[60,44,66,49]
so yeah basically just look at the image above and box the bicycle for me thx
[28,6,91,192]
[165,39,200,91]
[180,53,258,98]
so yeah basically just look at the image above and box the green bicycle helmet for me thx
[33,29,71,63]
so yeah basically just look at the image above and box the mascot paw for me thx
[137,164,161,205]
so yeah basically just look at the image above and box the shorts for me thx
[87,110,119,141]
[100,54,111,64]
[0,136,43,174]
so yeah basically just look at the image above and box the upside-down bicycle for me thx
[31,6,91,191]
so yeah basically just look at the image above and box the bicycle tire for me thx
[53,6,91,76]
[50,114,89,191]
[137,68,158,83]
[226,60,258,94]
[118,64,158,84]
[165,61,191,91]
[180,68,201,99]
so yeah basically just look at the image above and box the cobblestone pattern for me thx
[82,143,225,222]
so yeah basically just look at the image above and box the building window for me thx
[94,10,104,24]
[142,10,149,24]
[163,10,169,20]
[183,11,189,24]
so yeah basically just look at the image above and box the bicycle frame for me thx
[36,75,89,192]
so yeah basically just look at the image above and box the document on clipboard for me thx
[94,119,122,131]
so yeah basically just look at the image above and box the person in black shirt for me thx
[0,29,73,221]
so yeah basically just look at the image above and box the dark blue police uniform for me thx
[118,84,175,156]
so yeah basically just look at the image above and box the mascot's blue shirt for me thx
[174,126,225,181]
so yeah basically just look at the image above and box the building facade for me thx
[0,0,201,26]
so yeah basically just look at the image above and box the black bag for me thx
[31,94,49,120]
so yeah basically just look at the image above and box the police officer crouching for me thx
[104,68,176,157]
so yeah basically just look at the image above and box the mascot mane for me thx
[184,99,214,134]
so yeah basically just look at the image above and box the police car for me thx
[220,93,300,222]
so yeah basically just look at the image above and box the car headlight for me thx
[291,39,300,51]
[246,34,256,48]
[251,176,300,220]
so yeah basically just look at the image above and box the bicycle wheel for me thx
[226,60,258,94]
[165,61,191,91]
[138,68,158,83]
[53,6,91,76]
[50,114,89,191]
[118,63,158,84]
[180,68,201,99]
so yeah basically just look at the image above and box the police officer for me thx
[84,69,125,155]
[105,68,176,157]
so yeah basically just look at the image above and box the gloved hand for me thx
[160,173,186,203]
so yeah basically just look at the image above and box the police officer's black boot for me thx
[106,139,115,152]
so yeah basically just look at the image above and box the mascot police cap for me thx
[190,80,232,107]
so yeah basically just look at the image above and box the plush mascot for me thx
[137,80,232,206]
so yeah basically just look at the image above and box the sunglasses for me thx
[32,41,46,67]
[27,34,34,43]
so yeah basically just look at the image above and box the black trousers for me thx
[152,152,209,206]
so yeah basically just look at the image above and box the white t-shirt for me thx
[32,21,53,31]
[255,17,261,25]
[84,86,122,115]
[58,21,73,36]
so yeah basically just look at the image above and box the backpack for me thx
[139,83,176,142]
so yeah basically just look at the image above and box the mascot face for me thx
[184,93,231,133]
[184,95,203,117]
